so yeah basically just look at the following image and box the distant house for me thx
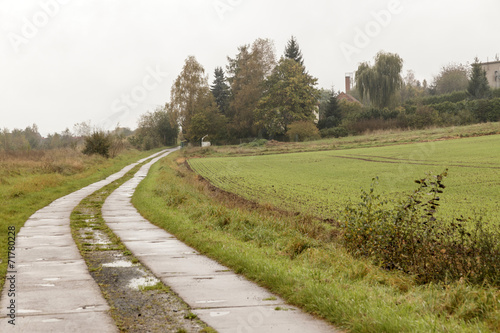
[313,105,320,124]
[481,60,500,89]
[337,92,361,104]
[339,73,362,104]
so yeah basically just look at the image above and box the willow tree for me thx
[355,51,403,108]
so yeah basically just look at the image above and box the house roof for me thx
[481,60,500,66]
[337,92,361,104]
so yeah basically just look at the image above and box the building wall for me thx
[481,61,500,89]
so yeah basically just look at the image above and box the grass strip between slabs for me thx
[132,152,500,333]
[70,158,215,333]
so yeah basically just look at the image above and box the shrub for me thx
[358,108,399,121]
[286,121,320,142]
[246,139,268,147]
[108,136,130,158]
[492,88,500,98]
[407,90,469,105]
[319,127,349,138]
[82,130,111,158]
[341,170,500,285]
[344,118,404,134]
[471,97,500,122]
[403,104,442,129]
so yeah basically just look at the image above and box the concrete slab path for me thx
[0,150,169,332]
[102,149,340,333]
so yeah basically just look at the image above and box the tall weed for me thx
[342,170,500,285]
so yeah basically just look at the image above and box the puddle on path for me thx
[102,260,134,268]
[127,276,160,290]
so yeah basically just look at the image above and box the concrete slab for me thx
[17,245,81,262]
[116,239,194,256]
[100,208,141,217]
[9,260,94,284]
[46,200,82,208]
[102,215,151,223]
[23,218,68,227]
[139,253,235,277]
[30,208,74,214]
[103,220,159,229]
[194,306,338,333]
[12,281,110,312]
[110,228,177,241]
[15,225,70,237]
[161,274,282,309]
[16,234,75,247]
[0,311,116,333]
[29,212,68,219]
[104,198,132,205]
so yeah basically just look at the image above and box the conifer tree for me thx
[284,36,304,66]
[210,67,230,115]
[318,91,341,129]
[468,58,491,99]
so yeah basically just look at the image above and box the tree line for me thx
[3,38,498,154]
[151,36,320,145]
[0,123,134,158]
[145,38,497,145]
[0,125,75,152]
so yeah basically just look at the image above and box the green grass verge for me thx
[133,153,499,332]
[0,147,165,289]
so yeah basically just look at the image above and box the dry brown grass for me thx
[0,148,105,178]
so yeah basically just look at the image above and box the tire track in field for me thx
[347,153,500,167]
[329,155,500,169]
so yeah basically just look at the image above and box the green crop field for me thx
[189,135,500,225]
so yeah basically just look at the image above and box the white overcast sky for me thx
[1,0,498,136]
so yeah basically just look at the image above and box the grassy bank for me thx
[0,147,164,288]
[133,153,499,332]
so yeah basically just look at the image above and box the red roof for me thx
[337,92,361,104]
